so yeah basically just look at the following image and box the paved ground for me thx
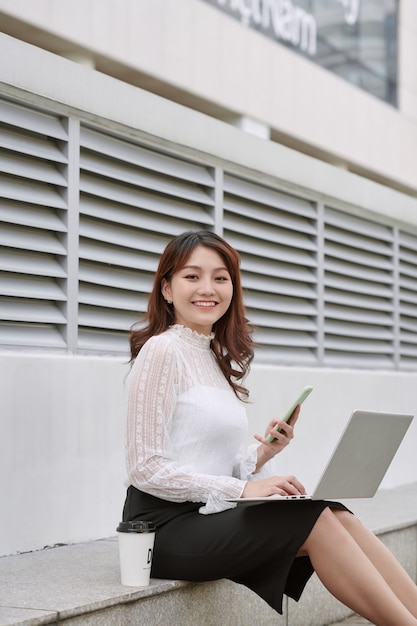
[329,616,372,625]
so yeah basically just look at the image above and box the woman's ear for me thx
[161,278,172,302]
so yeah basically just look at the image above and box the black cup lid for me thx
[117,520,156,533]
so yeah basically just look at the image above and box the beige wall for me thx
[0,0,416,195]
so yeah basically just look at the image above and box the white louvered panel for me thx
[80,127,215,208]
[77,126,215,353]
[0,200,67,230]
[80,154,212,206]
[243,272,315,300]
[77,328,129,353]
[0,223,66,255]
[79,194,212,233]
[0,323,67,348]
[324,207,394,366]
[248,306,316,329]
[223,176,317,363]
[253,327,317,348]
[0,150,67,186]
[79,241,158,272]
[325,273,392,298]
[223,174,315,219]
[81,127,214,186]
[325,303,392,325]
[240,255,315,281]
[0,100,68,140]
[0,273,66,300]
[79,262,153,293]
[78,301,145,329]
[244,292,316,317]
[0,174,67,209]
[325,207,393,241]
[252,329,318,364]
[325,320,393,341]
[325,230,392,265]
[325,289,393,312]
[398,231,417,366]
[0,298,66,323]
[233,232,315,267]
[0,248,66,278]
[1,126,67,163]
[0,99,69,349]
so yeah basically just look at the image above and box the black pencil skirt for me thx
[122,486,351,614]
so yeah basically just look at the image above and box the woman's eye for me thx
[215,276,229,281]
[185,274,198,280]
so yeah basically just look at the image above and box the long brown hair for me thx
[130,230,254,399]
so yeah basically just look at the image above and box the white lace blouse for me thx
[125,324,261,514]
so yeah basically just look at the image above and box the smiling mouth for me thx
[193,301,217,307]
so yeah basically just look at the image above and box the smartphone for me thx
[265,385,313,443]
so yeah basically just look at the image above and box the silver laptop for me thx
[228,410,414,502]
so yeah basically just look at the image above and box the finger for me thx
[288,405,301,426]
[277,422,294,438]
[287,476,306,495]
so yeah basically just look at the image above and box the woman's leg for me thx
[299,508,417,626]
[333,509,417,617]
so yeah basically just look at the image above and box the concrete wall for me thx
[1,33,417,556]
[2,352,416,556]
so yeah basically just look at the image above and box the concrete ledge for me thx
[1,484,416,626]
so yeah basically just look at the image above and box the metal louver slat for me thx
[79,262,153,292]
[0,200,67,231]
[0,150,67,186]
[243,273,316,299]
[0,224,66,255]
[245,292,316,315]
[0,273,66,300]
[324,207,394,366]
[224,174,315,217]
[81,126,214,185]
[1,126,68,162]
[0,100,68,139]
[80,158,213,205]
[0,298,66,323]
[79,240,158,271]
[80,193,212,228]
[325,274,392,297]
[0,248,66,278]
[248,308,316,331]
[0,174,67,208]
[0,324,66,348]
[325,207,393,241]
[0,99,69,349]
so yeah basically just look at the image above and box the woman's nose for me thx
[197,278,215,294]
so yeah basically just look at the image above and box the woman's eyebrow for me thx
[181,264,229,271]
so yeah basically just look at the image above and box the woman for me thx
[123,230,417,625]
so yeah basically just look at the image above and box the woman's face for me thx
[162,245,233,335]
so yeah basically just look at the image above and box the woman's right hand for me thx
[241,475,306,498]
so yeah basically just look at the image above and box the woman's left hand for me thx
[254,405,301,466]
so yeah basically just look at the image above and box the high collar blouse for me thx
[125,325,259,514]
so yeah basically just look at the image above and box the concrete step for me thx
[1,484,416,626]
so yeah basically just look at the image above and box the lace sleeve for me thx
[125,335,245,510]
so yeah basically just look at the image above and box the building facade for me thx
[0,0,416,556]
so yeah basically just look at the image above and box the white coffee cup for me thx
[116,520,156,586]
